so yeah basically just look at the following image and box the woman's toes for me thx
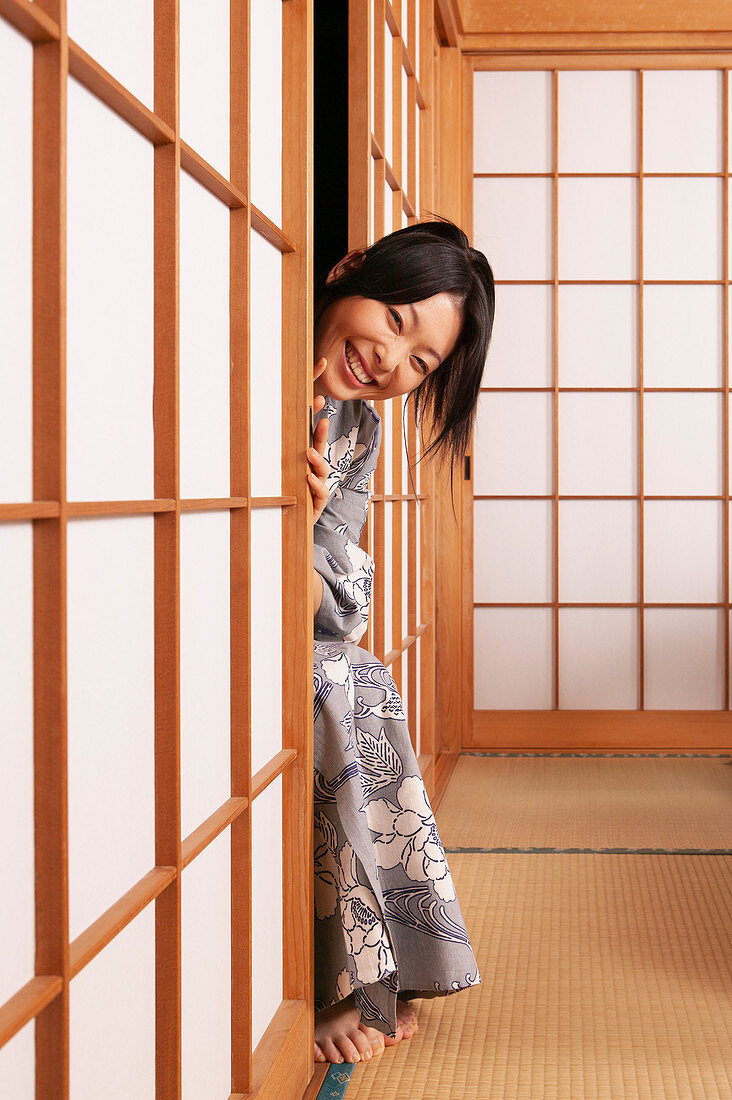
[357,1024,386,1057]
[348,1029,373,1061]
[382,1023,405,1046]
[320,1038,344,1064]
[336,1035,363,1063]
[314,1042,326,1063]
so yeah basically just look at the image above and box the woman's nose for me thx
[374,345,399,378]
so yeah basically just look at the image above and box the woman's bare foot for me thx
[314,994,387,1064]
[395,996,419,1039]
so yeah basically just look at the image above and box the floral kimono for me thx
[313,396,480,1039]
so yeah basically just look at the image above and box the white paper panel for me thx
[558,179,637,280]
[415,95,421,217]
[473,71,552,173]
[384,503,393,654]
[473,393,553,495]
[250,232,283,496]
[67,517,155,939]
[474,178,552,281]
[558,285,637,388]
[557,70,636,173]
[68,0,153,108]
[0,1021,34,1099]
[384,178,393,235]
[180,513,231,838]
[729,75,732,172]
[559,609,638,709]
[643,178,722,281]
[67,79,154,502]
[474,500,553,603]
[384,25,393,166]
[414,637,421,757]
[645,609,724,709]
[558,393,637,495]
[643,70,722,173]
[559,501,638,603]
[415,0,421,81]
[382,398,393,491]
[180,171,230,499]
[402,502,408,641]
[251,509,282,774]
[402,65,409,199]
[643,285,721,389]
[644,393,722,495]
[252,774,283,1051]
[0,22,32,504]
[0,524,34,1006]
[182,829,231,1100]
[370,157,376,244]
[180,0,229,177]
[70,907,155,1099]
[401,397,411,494]
[415,491,421,628]
[474,609,553,709]
[250,0,282,225]
[486,285,553,389]
[370,0,375,137]
[644,501,722,604]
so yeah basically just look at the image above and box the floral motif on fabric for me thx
[314,810,396,985]
[365,776,457,902]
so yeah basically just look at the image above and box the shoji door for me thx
[348,0,441,793]
[0,1,314,1097]
[468,58,732,749]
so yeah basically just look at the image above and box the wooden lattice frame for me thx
[0,0,315,1096]
[464,48,732,749]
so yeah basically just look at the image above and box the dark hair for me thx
[314,218,495,471]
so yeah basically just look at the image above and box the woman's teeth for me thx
[345,340,371,384]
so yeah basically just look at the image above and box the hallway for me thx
[334,753,732,1099]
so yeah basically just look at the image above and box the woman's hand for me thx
[308,357,331,525]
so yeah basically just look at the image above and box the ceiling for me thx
[456,0,732,35]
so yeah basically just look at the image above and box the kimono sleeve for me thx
[313,402,382,643]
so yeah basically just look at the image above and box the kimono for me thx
[312,395,480,1039]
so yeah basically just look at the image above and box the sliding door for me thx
[0,0,314,1096]
[348,0,441,789]
[467,57,732,749]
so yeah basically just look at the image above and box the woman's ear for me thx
[325,248,366,285]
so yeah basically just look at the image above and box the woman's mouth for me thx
[344,339,372,385]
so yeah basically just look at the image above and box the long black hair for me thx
[314,218,495,471]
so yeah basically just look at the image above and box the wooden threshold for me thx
[470,709,732,750]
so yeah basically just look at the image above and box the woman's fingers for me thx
[309,363,329,523]
[313,415,329,457]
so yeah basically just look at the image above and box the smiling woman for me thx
[306,219,495,1066]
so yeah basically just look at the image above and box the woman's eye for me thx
[414,357,428,375]
[388,307,402,333]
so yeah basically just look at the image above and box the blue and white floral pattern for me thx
[313,399,481,1039]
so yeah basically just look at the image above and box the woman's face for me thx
[313,291,463,402]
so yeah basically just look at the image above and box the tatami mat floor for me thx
[339,753,732,1099]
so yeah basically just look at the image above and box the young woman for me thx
[307,220,495,1066]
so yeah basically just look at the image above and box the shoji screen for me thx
[348,0,439,788]
[0,0,313,1097]
[469,61,732,749]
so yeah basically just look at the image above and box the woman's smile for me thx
[343,340,374,386]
